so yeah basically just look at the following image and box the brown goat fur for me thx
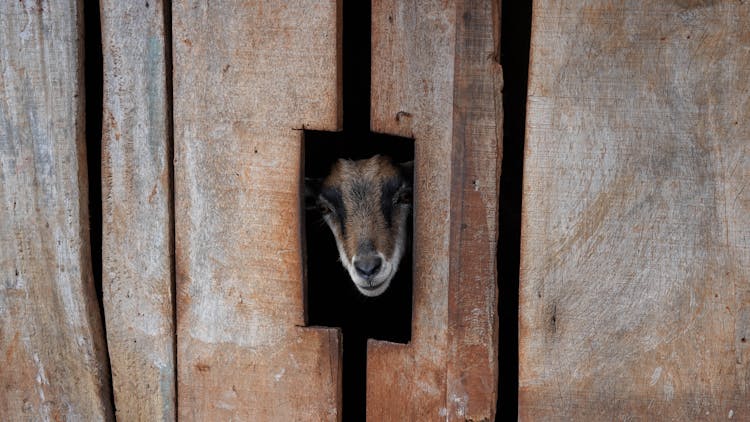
[311,155,412,297]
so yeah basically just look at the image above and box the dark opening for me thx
[303,2,414,421]
[304,133,414,422]
[83,0,114,410]
[84,0,103,311]
[497,0,532,420]
[164,0,178,412]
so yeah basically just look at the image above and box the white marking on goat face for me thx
[316,155,412,297]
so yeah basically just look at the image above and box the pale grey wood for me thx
[0,1,113,419]
[100,1,175,420]
[520,1,750,419]
[172,1,342,420]
[368,0,502,420]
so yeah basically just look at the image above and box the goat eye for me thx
[395,189,412,205]
[318,202,334,215]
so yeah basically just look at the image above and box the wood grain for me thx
[172,1,342,420]
[520,1,750,419]
[100,1,175,420]
[0,1,113,419]
[368,0,502,420]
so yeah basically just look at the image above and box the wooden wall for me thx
[2,0,747,421]
[368,0,501,420]
[519,1,750,420]
[172,1,343,420]
[100,1,174,420]
[0,1,113,419]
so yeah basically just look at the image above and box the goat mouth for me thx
[354,279,390,297]
[359,282,384,291]
[347,255,396,296]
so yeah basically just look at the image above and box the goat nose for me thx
[354,256,382,279]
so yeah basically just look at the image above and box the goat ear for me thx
[304,177,322,211]
[399,161,414,185]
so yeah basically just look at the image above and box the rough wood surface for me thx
[0,1,113,419]
[172,1,342,420]
[100,1,175,420]
[368,0,502,420]
[520,1,750,420]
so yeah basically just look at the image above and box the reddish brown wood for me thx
[172,1,343,420]
[0,1,113,419]
[100,1,175,420]
[520,1,750,419]
[368,0,502,420]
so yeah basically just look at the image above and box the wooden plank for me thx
[172,1,342,420]
[368,0,502,420]
[520,1,750,419]
[100,1,175,420]
[0,2,113,419]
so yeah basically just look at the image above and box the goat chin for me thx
[328,215,408,298]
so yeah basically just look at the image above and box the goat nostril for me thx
[354,256,382,278]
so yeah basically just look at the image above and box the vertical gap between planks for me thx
[163,0,178,418]
[83,0,115,412]
[497,0,533,420]
[83,0,112,410]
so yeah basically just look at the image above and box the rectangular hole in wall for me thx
[303,131,414,420]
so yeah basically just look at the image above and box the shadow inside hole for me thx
[303,130,414,420]
[303,131,413,342]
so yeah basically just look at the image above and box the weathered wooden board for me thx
[172,1,342,420]
[520,1,750,419]
[100,1,175,420]
[368,0,502,420]
[0,1,113,419]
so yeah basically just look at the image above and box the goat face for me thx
[309,155,412,297]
